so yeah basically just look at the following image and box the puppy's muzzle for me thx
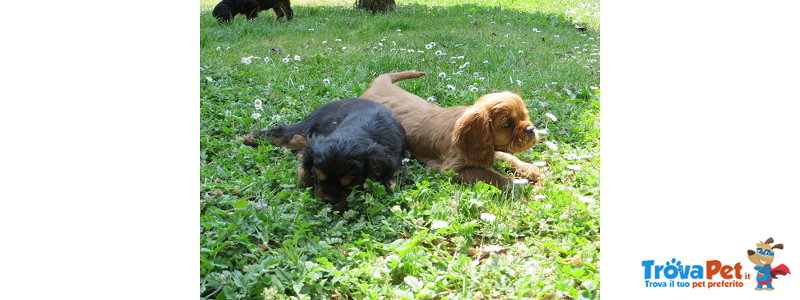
[524,126,536,135]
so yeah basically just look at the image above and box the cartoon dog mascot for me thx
[747,237,791,290]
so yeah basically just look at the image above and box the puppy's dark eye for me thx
[502,121,512,128]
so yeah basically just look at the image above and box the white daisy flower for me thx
[298,85,305,90]
[545,141,558,151]
[215,46,221,50]
[251,113,261,119]
[435,50,444,55]
[469,85,478,92]
[254,99,263,106]
[590,86,599,90]
[516,80,522,86]
[534,129,548,135]
[407,49,415,53]
[282,57,290,63]
[426,96,436,102]
[480,245,503,253]
[205,77,214,82]
[545,113,558,122]
[553,34,560,38]
[293,55,301,61]
[341,47,347,50]
[566,164,583,170]
[532,28,541,33]
[396,28,402,32]
[459,62,470,69]
[577,195,596,204]
[241,57,252,64]
[535,195,547,200]
[480,213,497,222]
[430,220,448,230]
[531,161,547,167]
[323,78,330,85]
[335,38,342,42]
[308,28,315,31]
[264,57,272,63]
[322,40,328,44]
[446,84,456,90]
[438,72,447,78]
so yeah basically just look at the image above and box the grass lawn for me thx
[200,0,599,298]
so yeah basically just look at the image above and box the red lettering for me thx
[706,260,721,279]
[720,265,733,279]
[734,263,742,279]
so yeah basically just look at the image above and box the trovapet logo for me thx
[641,259,745,288]
[641,236,791,290]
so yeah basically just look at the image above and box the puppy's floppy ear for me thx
[772,243,784,250]
[452,107,494,162]
[299,145,315,187]
[365,145,397,184]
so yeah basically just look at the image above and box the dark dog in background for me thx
[212,0,293,23]
[241,98,405,210]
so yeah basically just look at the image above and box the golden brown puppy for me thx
[361,71,541,187]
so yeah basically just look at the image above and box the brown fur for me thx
[361,71,541,187]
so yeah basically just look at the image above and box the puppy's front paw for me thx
[514,163,541,183]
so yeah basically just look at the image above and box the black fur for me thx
[272,98,405,210]
[212,0,293,23]
[266,97,366,147]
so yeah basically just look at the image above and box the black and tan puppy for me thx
[212,0,293,23]
[244,98,405,210]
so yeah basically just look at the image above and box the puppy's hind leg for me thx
[280,1,294,20]
[243,1,260,20]
[273,7,284,20]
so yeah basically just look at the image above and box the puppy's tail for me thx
[373,71,426,86]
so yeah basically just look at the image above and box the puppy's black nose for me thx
[525,126,536,135]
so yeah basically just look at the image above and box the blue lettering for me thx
[642,260,655,279]
[690,265,703,279]
[643,259,706,280]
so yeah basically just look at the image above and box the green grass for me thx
[200,0,599,298]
